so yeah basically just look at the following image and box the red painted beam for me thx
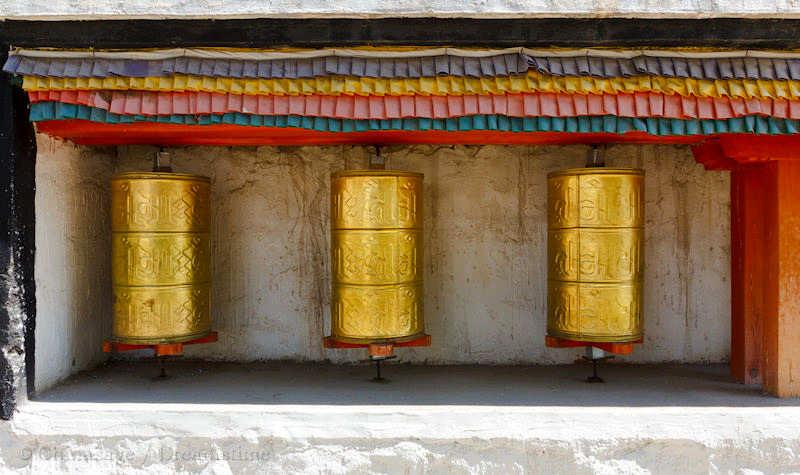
[717,135,800,163]
[36,120,709,147]
[41,120,800,151]
[691,140,738,171]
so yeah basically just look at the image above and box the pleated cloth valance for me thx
[9,47,800,144]
[10,48,800,80]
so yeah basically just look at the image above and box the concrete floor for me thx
[33,360,794,406]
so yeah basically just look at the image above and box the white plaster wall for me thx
[34,136,114,392]
[110,143,731,364]
[3,0,800,19]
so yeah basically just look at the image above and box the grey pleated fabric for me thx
[525,56,800,79]
[7,52,800,80]
[2,53,529,78]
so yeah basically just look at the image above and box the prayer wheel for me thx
[547,168,644,343]
[111,172,212,344]
[330,170,424,344]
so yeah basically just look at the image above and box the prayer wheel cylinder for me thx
[111,172,212,344]
[547,168,644,343]
[330,170,424,343]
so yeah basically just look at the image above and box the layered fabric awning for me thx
[9,47,800,145]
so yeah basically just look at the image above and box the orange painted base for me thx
[103,332,219,357]
[324,335,431,358]
[545,335,641,355]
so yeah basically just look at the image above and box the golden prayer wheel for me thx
[111,172,212,344]
[330,170,424,344]
[547,168,644,343]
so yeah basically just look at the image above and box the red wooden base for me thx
[103,332,219,357]
[545,335,641,355]
[324,335,431,358]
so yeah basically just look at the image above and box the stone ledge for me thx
[4,1,800,20]
[2,363,799,472]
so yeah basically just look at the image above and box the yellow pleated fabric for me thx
[21,73,800,100]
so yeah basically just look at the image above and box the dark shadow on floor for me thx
[34,360,798,407]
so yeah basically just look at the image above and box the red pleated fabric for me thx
[27,90,800,120]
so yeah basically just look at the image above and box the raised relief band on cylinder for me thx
[547,168,644,343]
[330,170,424,343]
[111,172,212,344]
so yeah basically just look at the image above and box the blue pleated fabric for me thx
[30,101,800,135]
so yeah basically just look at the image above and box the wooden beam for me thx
[3,18,800,49]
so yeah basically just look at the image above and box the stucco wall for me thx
[33,141,730,384]
[3,0,800,19]
[34,136,114,392]
[109,143,730,364]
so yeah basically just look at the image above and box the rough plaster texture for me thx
[7,404,798,474]
[1,225,27,414]
[107,143,731,365]
[34,136,114,393]
[3,363,800,474]
[3,0,800,20]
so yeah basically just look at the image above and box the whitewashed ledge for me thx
[1,362,799,473]
[3,0,800,20]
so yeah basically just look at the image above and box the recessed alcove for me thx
[33,133,731,396]
[5,15,800,473]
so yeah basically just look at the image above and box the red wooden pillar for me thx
[729,163,770,386]
[695,139,800,397]
[729,164,768,385]
[761,161,800,397]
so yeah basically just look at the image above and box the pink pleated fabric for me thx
[27,89,800,120]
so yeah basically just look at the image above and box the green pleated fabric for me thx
[29,101,800,135]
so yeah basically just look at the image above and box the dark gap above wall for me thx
[2,18,800,49]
